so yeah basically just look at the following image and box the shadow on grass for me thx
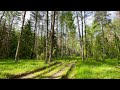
[76,58,119,67]
[55,56,81,61]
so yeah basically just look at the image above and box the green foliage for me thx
[9,29,18,58]
[19,20,34,59]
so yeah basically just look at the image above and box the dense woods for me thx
[0,11,120,79]
[0,11,119,61]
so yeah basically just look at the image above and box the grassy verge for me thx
[74,59,120,79]
[0,59,49,79]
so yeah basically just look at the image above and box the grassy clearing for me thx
[74,59,120,79]
[1,58,119,79]
[0,59,49,79]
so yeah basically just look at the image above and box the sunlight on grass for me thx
[0,58,120,79]
[74,59,120,79]
[0,59,49,78]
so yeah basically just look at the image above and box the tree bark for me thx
[81,11,84,61]
[76,11,82,57]
[48,11,56,63]
[84,11,87,59]
[56,11,59,59]
[45,11,49,63]
[31,11,38,59]
[15,11,26,61]
[101,23,105,60]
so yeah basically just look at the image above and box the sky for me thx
[14,11,117,36]
[25,11,117,26]
[86,11,117,26]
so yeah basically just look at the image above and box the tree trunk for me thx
[101,23,105,60]
[62,24,64,57]
[84,11,87,59]
[15,11,26,61]
[76,12,82,58]
[114,31,120,59]
[56,11,59,59]
[48,11,56,63]
[31,11,38,59]
[65,24,67,57]
[60,19,63,57]
[45,11,49,63]
[81,11,84,61]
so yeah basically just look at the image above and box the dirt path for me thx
[41,62,76,79]
[20,62,64,79]
[9,61,77,79]
[61,61,77,79]
[8,62,60,79]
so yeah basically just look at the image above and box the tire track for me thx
[61,61,77,79]
[9,62,59,79]
[41,62,75,79]
[22,62,64,79]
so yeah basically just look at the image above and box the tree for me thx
[94,11,111,61]
[15,11,26,61]
[45,11,49,63]
[76,11,82,57]
[30,11,40,59]
[48,11,56,63]
[19,20,33,59]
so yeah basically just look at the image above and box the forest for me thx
[0,11,120,79]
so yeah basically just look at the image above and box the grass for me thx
[21,62,62,79]
[74,59,120,79]
[0,59,49,79]
[0,58,120,79]
[38,62,68,78]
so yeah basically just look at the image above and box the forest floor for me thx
[0,57,120,79]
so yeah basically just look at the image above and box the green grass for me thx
[37,62,68,78]
[0,59,49,79]
[0,58,120,79]
[74,59,120,79]
[21,62,62,79]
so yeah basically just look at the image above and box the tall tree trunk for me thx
[56,11,59,59]
[35,11,39,60]
[15,11,26,61]
[65,24,67,57]
[62,24,64,57]
[41,13,45,59]
[41,16,43,42]
[45,11,49,63]
[31,11,38,59]
[84,11,87,59]
[81,11,84,61]
[48,11,56,63]
[113,28,120,59]
[60,20,63,57]
[101,23,105,60]
[76,12,82,58]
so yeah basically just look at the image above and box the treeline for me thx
[0,11,120,63]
